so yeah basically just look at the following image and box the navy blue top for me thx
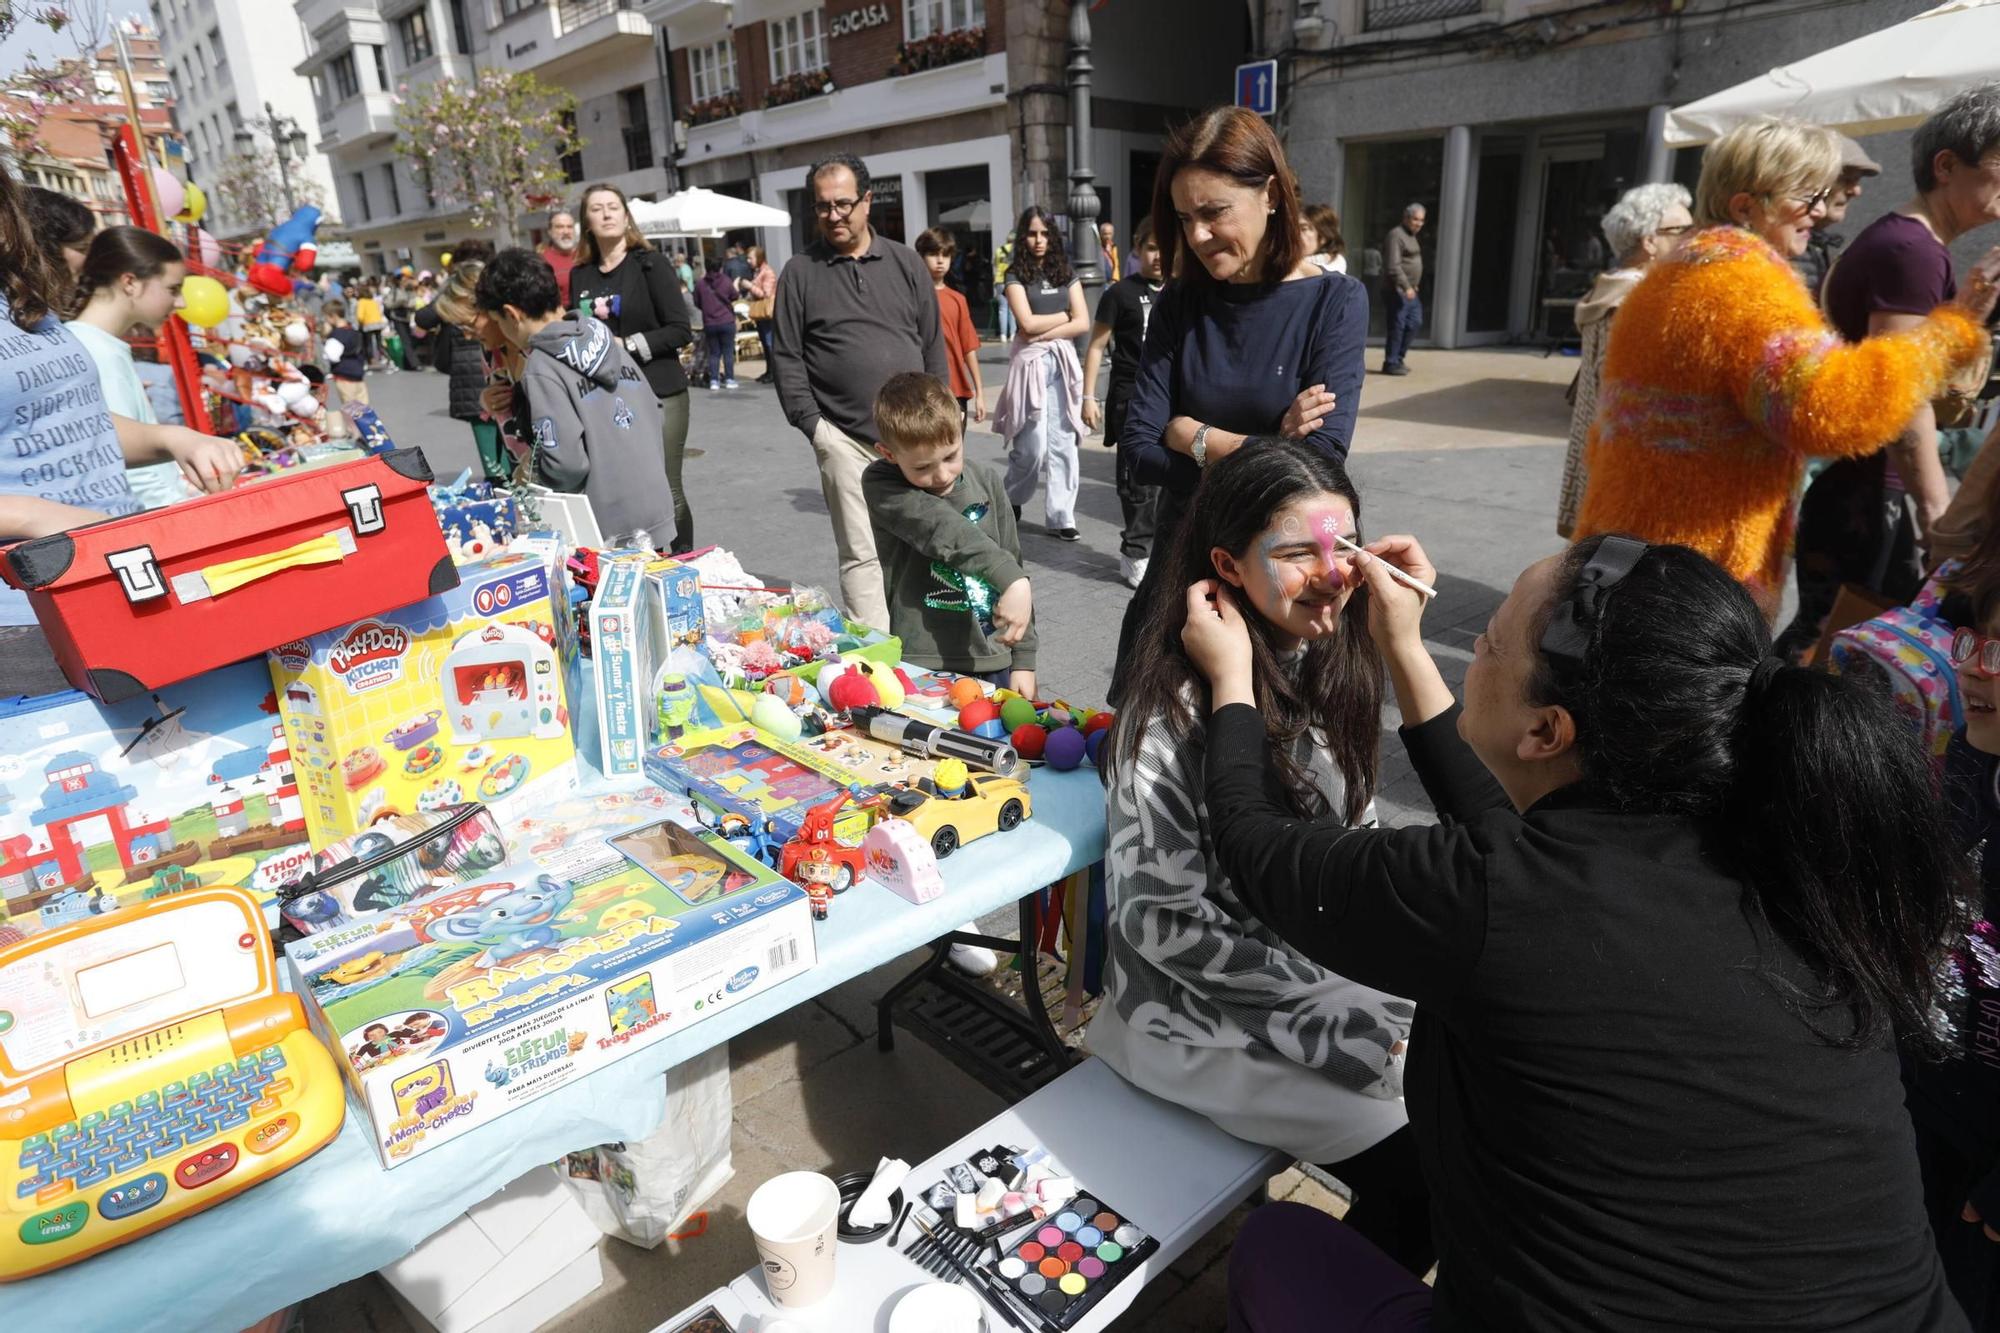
[1120,271,1368,496]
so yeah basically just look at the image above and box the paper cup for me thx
[747,1171,841,1307]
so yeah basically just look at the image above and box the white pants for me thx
[1004,355,1079,529]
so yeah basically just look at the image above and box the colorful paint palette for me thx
[989,1194,1156,1328]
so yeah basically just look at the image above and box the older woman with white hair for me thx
[1556,182,1693,537]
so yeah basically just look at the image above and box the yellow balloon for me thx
[178,274,230,328]
[175,182,207,224]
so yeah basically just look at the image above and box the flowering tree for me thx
[392,69,582,245]
[210,145,326,234]
[0,2,106,151]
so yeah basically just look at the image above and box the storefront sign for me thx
[829,3,892,37]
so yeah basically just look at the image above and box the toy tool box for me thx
[284,812,814,1168]
[267,551,580,849]
[0,886,344,1280]
[0,659,316,933]
[0,450,456,704]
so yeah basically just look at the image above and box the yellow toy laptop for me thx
[0,887,343,1280]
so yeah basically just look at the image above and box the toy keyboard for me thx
[0,888,344,1280]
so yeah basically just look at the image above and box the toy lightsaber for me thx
[851,706,1018,774]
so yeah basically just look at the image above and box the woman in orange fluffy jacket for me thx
[1575,118,2000,614]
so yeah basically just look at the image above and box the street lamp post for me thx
[234,101,308,215]
[1065,0,1102,334]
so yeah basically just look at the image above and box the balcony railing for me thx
[558,0,633,35]
[1364,0,1480,29]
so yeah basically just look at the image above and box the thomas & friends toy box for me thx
[267,551,580,849]
[0,659,316,932]
[283,808,814,1167]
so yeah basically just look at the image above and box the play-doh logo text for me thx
[328,621,409,691]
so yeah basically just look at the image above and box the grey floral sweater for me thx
[1087,693,1414,1161]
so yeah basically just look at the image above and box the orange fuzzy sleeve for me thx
[1699,255,1989,459]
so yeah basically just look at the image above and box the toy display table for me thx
[655,1058,1289,1333]
[7,671,1107,1333]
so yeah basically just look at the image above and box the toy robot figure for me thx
[796,847,839,921]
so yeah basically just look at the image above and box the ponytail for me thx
[73,226,183,317]
[1729,661,1962,1047]
[1532,537,1963,1048]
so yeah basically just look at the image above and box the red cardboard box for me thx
[1,450,458,703]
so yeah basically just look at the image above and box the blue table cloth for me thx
[9,707,1107,1331]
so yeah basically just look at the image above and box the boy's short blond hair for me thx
[1693,118,1842,228]
[874,372,960,452]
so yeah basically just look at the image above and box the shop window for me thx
[768,9,826,82]
[1343,137,1442,341]
[904,0,984,40]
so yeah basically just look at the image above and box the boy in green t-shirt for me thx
[862,372,1036,698]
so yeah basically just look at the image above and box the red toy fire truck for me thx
[778,791,870,894]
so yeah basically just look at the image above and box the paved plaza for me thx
[302,342,1575,1331]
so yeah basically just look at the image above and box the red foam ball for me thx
[1011,723,1048,761]
[958,698,1000,731]
[1082,711,1115,737]
[826,668,880,712]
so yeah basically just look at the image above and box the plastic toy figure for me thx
[656,672,696,738]
[795,847,839,921]
[778,791,870,893]
[716,812,783,869]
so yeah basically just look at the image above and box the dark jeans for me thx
[1106,381,1160,561]
[1383,286,1422,369]
[1773,453,1922,662]
[703,326,735,384]
[1110,486,1190,707]
[1229,1201,1433,1332]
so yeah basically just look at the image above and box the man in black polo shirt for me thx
[773,152,948,631]
[1082,218,1165,589]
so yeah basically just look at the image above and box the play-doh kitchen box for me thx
[283,807,814,1166]
[266,552,580,849]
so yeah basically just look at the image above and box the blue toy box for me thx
[284,804,815,1166]
[0,659,316,931]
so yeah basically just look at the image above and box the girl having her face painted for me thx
[1090,437,1433,1277]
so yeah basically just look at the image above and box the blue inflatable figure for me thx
[429,874,574,967]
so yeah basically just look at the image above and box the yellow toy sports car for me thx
[884,773,1032,858]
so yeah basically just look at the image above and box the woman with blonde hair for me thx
[417,259,516,481]
[571,182,696,552]
[1574,117,2000,614]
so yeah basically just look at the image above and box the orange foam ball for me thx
[946,677,985,709]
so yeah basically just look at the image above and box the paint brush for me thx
[907,1209,1061,1333]
[1329,530,1437,600]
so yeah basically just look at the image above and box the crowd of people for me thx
[11,73,2000,1328]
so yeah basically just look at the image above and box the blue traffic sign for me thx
[1235,59,1277,117]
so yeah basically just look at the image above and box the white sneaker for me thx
[1119,554,1148,590]
[948,925,999,977]
[724,378,741,389]
[708,381,722,392]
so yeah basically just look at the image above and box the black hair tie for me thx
[1749,657,1783,697]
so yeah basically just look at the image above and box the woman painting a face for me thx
[1091,437,1433,1280]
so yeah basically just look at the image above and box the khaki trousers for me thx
[809,418,890,632]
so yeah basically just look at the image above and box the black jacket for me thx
[413,299,490,424]
[569,248,693,401]
[1205,701,1962,1331]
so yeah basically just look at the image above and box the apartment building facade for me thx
[1257,0,1944,348]
[656,0,1249,324]
[151,0,339,240]
[292,0,672,273]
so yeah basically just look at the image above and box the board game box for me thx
[284,805,815,1167]
[267,551,580,849]
[0,659,316,932]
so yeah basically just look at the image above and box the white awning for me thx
[631,188,793,238]
[1665,0,2000,146]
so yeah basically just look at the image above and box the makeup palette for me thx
[988,1196,1156,1328]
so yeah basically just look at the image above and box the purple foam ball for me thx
[1044,726,1087,771]
[973,718,1008,740]
[1084,728,1107,767]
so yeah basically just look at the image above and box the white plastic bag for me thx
[555,1046,733,1248]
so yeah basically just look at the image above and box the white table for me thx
[657,1058,1288,1333]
